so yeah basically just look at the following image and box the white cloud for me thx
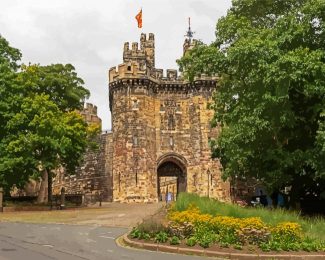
[0,0,232,130]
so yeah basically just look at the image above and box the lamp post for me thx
[207,169,210,198]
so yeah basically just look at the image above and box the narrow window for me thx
[133,135,138,146]
[169,136,174,147]
[118,172,121,191]
[132,100,139,109]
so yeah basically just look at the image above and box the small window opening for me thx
[132,100,139,109]
[169,136,174,147]
[133,135,138,146]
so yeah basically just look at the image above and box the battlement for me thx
[123,42,146,57]
[109,61,146,82]
[109,63,217,84]
[109,33,218,85]
[150,68,182,81]
[123,33,155,71]
[80,103,102,128]
[83,103,98,116]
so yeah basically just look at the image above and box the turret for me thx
[122,33,155,73]
[80,103,102,129]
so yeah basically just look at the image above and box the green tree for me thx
[1,95,88,200]
[18,63,89,111]
[0,35,93,202]
[0,35,23,140]
[178,0,325,204]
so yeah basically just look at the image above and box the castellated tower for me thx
[109,33,230,202]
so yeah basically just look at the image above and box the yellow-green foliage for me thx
[169,204,303,245]
[170,204,269,231]
[169,204,212,224]
[272,222,303,241]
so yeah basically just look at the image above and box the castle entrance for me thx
[157,161,186,202]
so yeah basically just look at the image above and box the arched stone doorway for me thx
[157,154,187,201]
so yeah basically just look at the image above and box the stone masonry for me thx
[53,33,231,203]
[53,104,113,201]
[108,33,230,202]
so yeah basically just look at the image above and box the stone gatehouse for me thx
[53,33,231,203]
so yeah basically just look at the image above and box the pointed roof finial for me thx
[185,17,195,40]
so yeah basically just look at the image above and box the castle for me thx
[53,33,231,203]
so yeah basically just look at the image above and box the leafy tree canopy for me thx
[0,35,93,194]
[178,0,325,200]
[18,64,90,111]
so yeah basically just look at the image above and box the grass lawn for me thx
[174,193,325,240]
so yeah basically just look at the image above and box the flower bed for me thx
[129,203,325,253]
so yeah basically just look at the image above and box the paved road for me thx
[0,223,207,260]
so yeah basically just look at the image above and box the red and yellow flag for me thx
[135,9,142,28]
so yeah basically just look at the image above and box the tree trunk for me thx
[37,169,48,204]
[48,170,52,206]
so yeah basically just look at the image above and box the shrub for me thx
[301,237,325,252]
[197,233,215,248]
[272,222,302,243]
[142,233,151,241]
[186,237,197,247]
[130,228,141,239]
[194,224,216,248]
[234,243,243,250]
[170,236,181,245]
[155,231,168,243]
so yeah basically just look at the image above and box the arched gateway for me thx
[104,33,231,203]
[157,153,187,201]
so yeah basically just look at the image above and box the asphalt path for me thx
[0,222,208,260]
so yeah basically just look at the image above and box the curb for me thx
[122,234,325,259]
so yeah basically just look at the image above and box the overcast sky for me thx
[0,0,232,130]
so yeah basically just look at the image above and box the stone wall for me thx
[109,33,230,202]
[52,104,113,202]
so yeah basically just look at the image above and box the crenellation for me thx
[124,42,129,51]
[108,33,230,203]
[80,102,102,128]
[148,33,154,41]
[131,42,139,52]
[166,69,178,80]
[154,69,163,79]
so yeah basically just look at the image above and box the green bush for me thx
[170,236,181,245]
[142,233,151,241]
[195,231,216,248]
[186,237,197,247]
[130,228,141,239]
[234,243,243,250]
[155,231,168,243]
